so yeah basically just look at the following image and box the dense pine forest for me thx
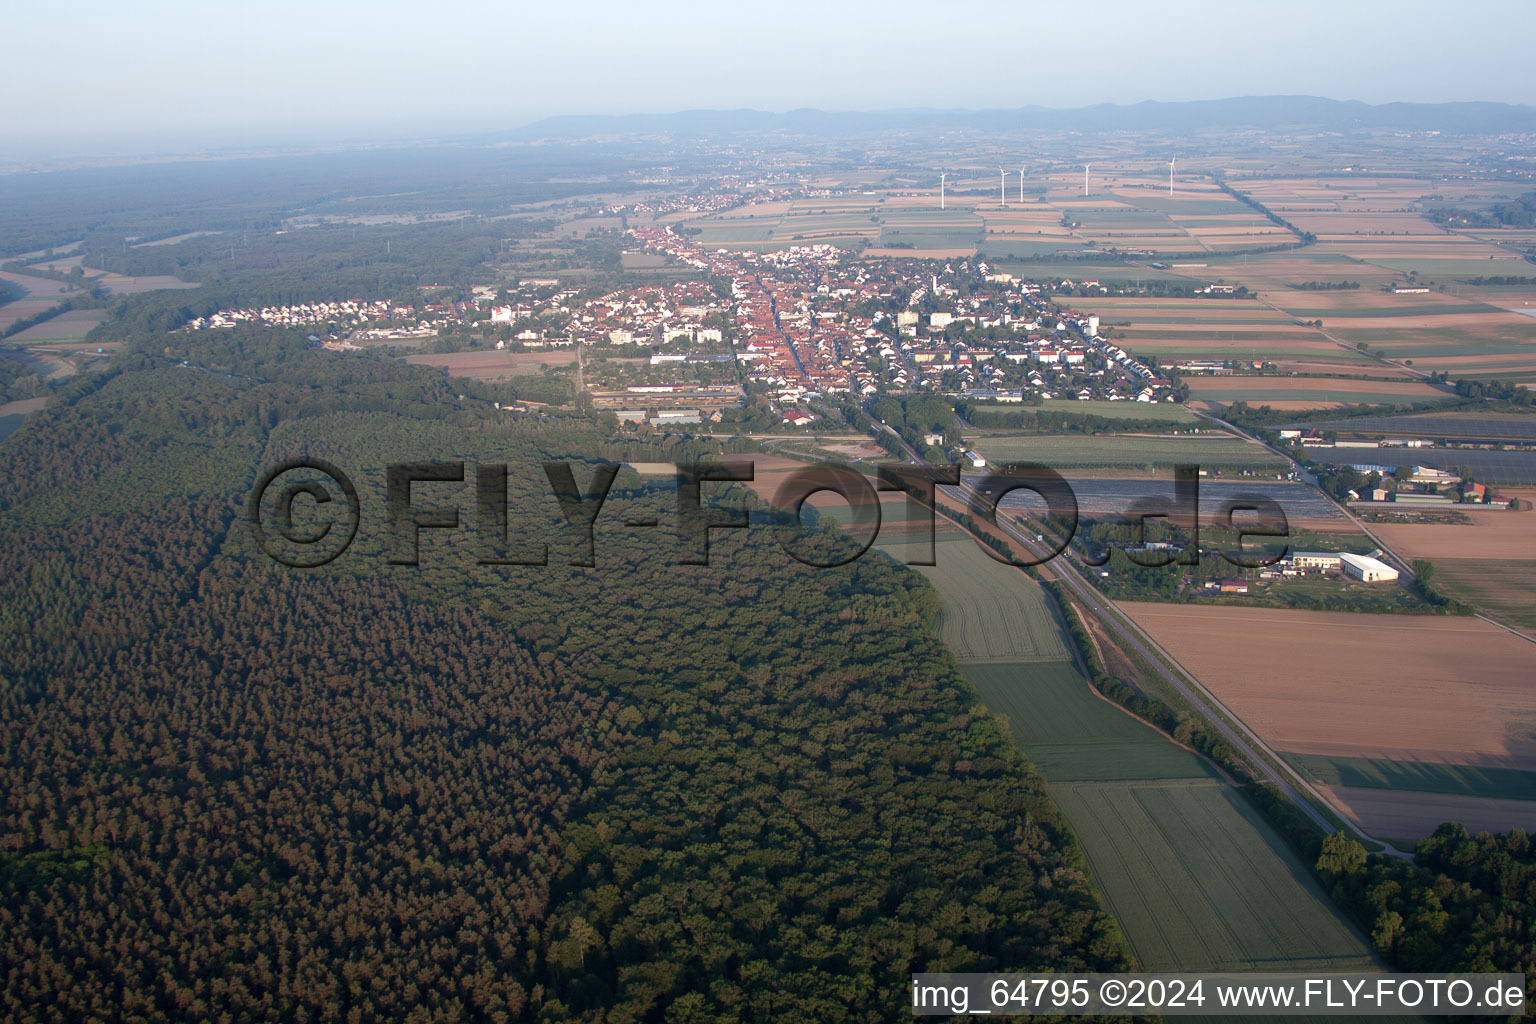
[0,330,1130,1022]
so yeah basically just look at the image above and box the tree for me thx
[1372,910,1405,953]
[1316,832,1367,876]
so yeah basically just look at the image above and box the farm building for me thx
[1217,579,1249,594]
[1410,466,1459,485]
[1290,552,1342,571]
[1338,552,1399,583]
[1393,492,1455,505]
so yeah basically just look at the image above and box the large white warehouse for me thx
[1339,552,1399,583]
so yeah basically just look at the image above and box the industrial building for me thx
[1338,552,1399,583]
[1290,552,1342,570]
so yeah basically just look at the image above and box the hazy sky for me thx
[5,0,1534,151]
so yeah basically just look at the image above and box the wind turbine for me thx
[1168,157,1176,198]
[1019,163,1025,204]
[1083,164,1092,196]
[940,172,946,210]
[999,168,1007,207]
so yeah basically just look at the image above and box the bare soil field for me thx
[1289,213,1451,235]
[736,454,830,503]
[1117,603,1536,767]
[1322,786,1536,840]
[404,349,577,379]
[1369,512,1536,561]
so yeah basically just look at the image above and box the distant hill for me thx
[512,96,1536,138]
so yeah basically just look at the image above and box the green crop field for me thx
[1031,399,1201,423]
[6,309,107,345]
[967,433,1287,471]
[1283,752,1536,802]
[965,661,1210,783]
[1372,258,1532,279]
[898,514,1381,977]
[1184,384,1450,407]
[884,540,1072,662]
[963,662,1378,973]
[1051,780,1379,971]
[977,238,1072,258]
[1423,558,1536,632]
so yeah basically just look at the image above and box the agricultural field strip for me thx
[1292,414,1536,439]
[968,434,1287,469]
[1117,603,1536,773]
[1282,752,1536,802]
[1054,782,1377,972]
[874,540,1071,663]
